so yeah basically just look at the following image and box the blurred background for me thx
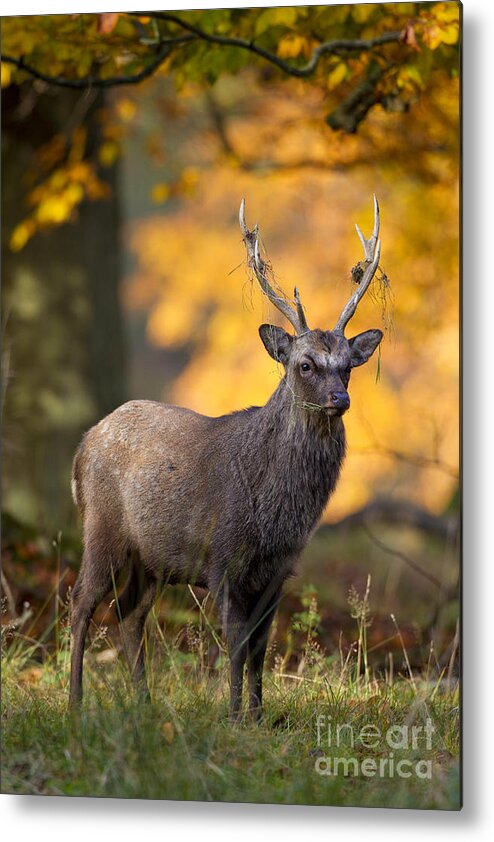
[1,3,459,671]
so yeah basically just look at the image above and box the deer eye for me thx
[300,362,312,373]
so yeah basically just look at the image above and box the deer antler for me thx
[334,194,381,334]
[239,199,309,335]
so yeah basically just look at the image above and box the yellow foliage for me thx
[116,98,137,123]
[35,189,78,225]
[277,35,310,60]
[98,140,120,168]
[150,183,170,204]
[126,75,459,521]
[1,62,12,88]
[351,4,379,23]
[420,3,460,50]
[396,65,424,92]
[255,7,299,36]
[327,62,349,91]
[422,23,459,49]
[179,166,200,195]
[11,152,110,250]
[10,219,36,252]
[434,2,461,24]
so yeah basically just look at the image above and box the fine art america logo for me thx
[314,714,435,780]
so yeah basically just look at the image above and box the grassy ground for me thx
[1,592,460,809]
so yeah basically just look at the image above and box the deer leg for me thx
[247,588,281,722]
[69,548,118,706]
[223,592,249,722]
[117,564,157,698]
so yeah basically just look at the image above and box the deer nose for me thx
[330,391,350,411]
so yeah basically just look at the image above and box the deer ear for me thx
[259,324,293,364]
[348,329,383,367]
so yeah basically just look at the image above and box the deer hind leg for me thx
[117,560,157,698]
[69,536,125,706]
[221,589,250,722]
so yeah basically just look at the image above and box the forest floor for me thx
[1,598,460,809]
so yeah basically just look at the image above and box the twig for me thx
[362,524,443,590]
[187,585,226,653]
[1,37,193,89]
[1,570,17,619]
[355,445,459,479]
[390,613,417,693]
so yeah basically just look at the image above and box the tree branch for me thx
[326,66,384,133]
[318,497,458,541]
[361,524,443,590]
[1,36,193,89]
[140,11,403,78]
[355,445,459,478]
[2,13,404,90]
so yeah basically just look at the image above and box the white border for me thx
[2,0,493,835]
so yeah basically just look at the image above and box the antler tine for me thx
[334,195,381,334]
[239,199,309,335]
[294,286,309,334]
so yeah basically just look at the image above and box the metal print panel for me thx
[1,1,461,809]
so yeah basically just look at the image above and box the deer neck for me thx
[233,379,346,560]
[249,377,346,501]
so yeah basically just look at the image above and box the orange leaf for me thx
[98,13,119,35]
[401,21,421,52]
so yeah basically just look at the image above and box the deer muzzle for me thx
[325,391,350,415]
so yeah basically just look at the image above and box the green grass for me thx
[1,598,460,809]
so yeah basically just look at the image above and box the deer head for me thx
[239,197,383,417]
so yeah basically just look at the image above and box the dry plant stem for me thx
[354,575,371,689]
[390,612,417,693]
[187,585,226,653]
[1,570,17,619]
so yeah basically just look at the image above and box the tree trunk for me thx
[1,84,127,531]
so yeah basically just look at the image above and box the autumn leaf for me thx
[97,13,119,35]
[327,62,349,91]
[98,141,120,168]
[401,21,421,52]
[10,219,36,252]
[434,2,461,24]
[255,6,299,36]
[396,65,424,92]
[116,98,137,123]
[1,62,12,88]
[277,35,309,60]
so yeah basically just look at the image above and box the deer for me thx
[69,196,384,721]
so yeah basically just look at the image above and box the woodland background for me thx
[1,3,460,675]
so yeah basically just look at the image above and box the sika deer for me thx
[70,197,383,720]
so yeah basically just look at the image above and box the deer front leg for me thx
[247,587,281,722]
